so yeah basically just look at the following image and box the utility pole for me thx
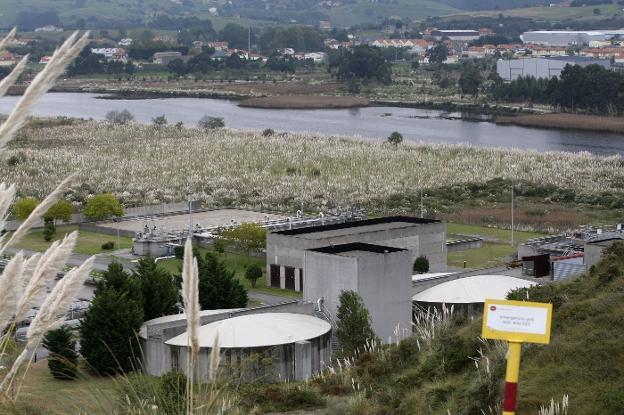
[248,27,251,60]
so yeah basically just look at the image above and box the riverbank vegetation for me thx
[239,95,369,109]
[1,120,623,232]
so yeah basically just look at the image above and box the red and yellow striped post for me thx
[502,341,522,415]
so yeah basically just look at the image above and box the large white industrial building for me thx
[496,56,611,80]
[521,30,624,46]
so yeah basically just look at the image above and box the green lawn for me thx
[14,360,118,415]
[448,242,517,269]
[10,225,133,255]
[458,3,624,21]
[447,223,545,244]
[158,249,302,300]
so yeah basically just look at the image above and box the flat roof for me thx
[413,275,536,304]
[587,237,624,246]
[274,216,440,238]
[309,243,406,256]
[165,313,331,348]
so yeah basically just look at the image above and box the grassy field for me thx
[158,249,302,299]
[15,360,118,415]
[457,3,624,20]
[497,113,624,134]
[448,241,517,269]
[10,225,133,255]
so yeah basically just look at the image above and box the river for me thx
[1,92,623,156]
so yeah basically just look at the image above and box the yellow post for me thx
[502,341,522,415]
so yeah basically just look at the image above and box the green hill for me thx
[245,242,624,414]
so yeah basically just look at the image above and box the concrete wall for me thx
[168,331,331,383]
[141,301,315,377]
[267,221,447,288]
[304,249,412,344]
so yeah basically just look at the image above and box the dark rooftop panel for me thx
[309,243,406,255]
[274,216,440,236]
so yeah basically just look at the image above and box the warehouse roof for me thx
[274,216,440,237]
[412,275,536,304]
[165,313,331,348]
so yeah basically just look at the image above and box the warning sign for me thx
[482,299,553,344]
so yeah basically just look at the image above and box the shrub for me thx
[84,193,124,220]
[239,384,325,412]
[42,326,78,380]
[13,197,40,220]
[213,239,225,253]
[43,221,56,242]
[245,264,263,288]
[336,290,377,357]
[387,131,403,146]
[173,245,184,259]
[198,116,225,130]
[413,255,429,274]
[105,109,134,125]
[262,128,275,137]
[152,115,167,126]
[101,241,115,250]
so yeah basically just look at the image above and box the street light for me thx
[418,159,424,218]
[511,164,516,246]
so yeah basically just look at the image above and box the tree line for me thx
[491,64,624,113]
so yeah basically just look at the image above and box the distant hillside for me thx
[437,0,550,11]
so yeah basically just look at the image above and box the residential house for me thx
[153,51,184,65]
[34,25,63,32]
[119,38,133,47]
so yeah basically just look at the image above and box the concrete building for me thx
[153,51,185,65]
[304,243,412,343]
[584,237,624,268]
[521,30,624,46]
[139,301,323,382]
[166,313,331,382]
[496,56,611,80]
[266,216,447,292]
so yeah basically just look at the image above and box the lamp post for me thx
[511,165,516,246]
[418,159,424,218]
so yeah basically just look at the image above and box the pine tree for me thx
[197,252,248,309]
[80,262,144,375]
[42,326,78,380]
[335,290,377,358]
[133,256,179,321]
[413,255,430,274]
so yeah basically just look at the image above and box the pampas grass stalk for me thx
[0,182,16,233]
[0,28,16,54]
[209,334,220,383]
[0,55,28,99]
[13,231,77,323]
[0,255,94,395]
[0,174,75,256]
[0,30,89,149]
[181,237,200,414]
[0,252,25,331]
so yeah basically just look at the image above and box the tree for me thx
[220,223,266,256]
[335,290,377,357]
[80,262,143,375]
[152,115,168,126]
[44,200,73,223]
[245,264,263,288]
[13,197,40,220]
[413,255,430,274]
[387,131,403,146]
[198,116,225,130]
[42,326,78,379]
[43,220,56,242]
[220,23,251,50]
[84,194,124,221]
[196,251,248,309]
[334,45,392,85]
[426,44,448,64]
[105,109,134,125]
[167,58,187,77]
[459,64,483,96]
[133,257,179,321]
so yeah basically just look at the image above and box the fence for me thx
[5,200,201,231]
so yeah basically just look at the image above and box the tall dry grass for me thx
[0,29,96,400]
